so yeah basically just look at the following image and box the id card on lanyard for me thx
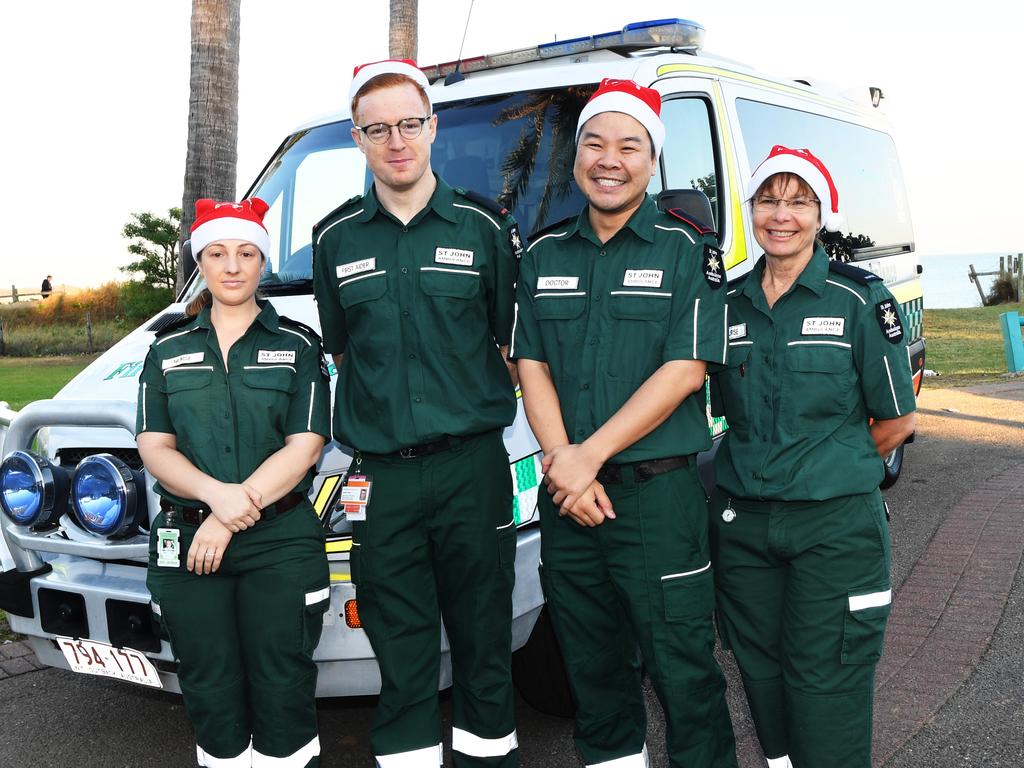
[340,467,373,522]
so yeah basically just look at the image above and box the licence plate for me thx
[56,636,163,688]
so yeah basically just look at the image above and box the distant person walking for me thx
[40,275,53,298]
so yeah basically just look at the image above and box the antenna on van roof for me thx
[444,0,476,86]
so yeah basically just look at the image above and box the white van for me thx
[0,18,923,714]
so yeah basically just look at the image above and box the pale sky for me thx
[1,0,1021,290]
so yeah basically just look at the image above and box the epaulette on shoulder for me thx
[278,315,323,345]
[153,313,197,338]
[312,194,363,235]
[455,188,512,218]
[666,208,717,238]
[529,214,576,241]
[828,259,882,286]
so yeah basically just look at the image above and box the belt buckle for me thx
[399,446,415,459]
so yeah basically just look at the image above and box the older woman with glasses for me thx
[707,146,917,768]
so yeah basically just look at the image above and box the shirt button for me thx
[752,472,760,480]
[599,250,606,257]
[401,267,409,274]
[595,296,602,302]
[414,397,422,403]
[402,310,410,317]
[224,446,232,454]
[589,338,597,346]
[408,353,416,359]
[580,383,590,390]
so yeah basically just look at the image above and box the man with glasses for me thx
[312,59,521,768]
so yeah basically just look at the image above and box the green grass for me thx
[0,320,127,357]
[0,355,97,410]
[0,611,18,642]
[923,303,1023,386]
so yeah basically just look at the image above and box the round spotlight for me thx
[71,454,142,538]
[0,450,68,529]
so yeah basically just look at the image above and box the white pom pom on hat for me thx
[348,58,431,108]
[747,145,843,232]
[190,198,271,262]
[576,78,665,158]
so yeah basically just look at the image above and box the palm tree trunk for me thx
[389,0,418,60]
[178,0,240,292]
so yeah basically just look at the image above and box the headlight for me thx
[70,454,143,538]
[0,450,69,529]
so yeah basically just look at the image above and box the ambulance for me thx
[0,18,924,714]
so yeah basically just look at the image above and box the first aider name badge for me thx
[875,299,904,344]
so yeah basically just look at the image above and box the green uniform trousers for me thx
[539,461,738,768]
[147,503,330,768]
[709,489,892,768]
[350,430,518,767]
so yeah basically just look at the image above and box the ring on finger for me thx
[204,552,215,559]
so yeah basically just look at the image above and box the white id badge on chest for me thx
[340,474,373,522]
[156,527,180,568]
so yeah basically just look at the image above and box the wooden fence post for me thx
[86,311,94,353]
[11,285,17,303]
[0,315,5,356]
[968,264,988,306]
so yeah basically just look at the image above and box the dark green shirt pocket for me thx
[842,586,892,664]
[608,290,672,321]
[338,270,387,308]
[783,343,855,433]
[534,292,587,320]
[662,562,714,622]
[419,266,481,299]
[241,365,297,394]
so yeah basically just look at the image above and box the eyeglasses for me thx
[355,116,432,144]
[752,196,820,214]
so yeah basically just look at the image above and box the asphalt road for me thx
[1,380,1022,767]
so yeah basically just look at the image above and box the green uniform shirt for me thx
[312,175,520,453]
[510,196,727,462]
[711,246,917,500]
[136,301,331,504]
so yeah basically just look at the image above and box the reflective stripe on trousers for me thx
[766,756,793,768]
[197,740,251,767]
[253,735,322,766]
[452,728,518,758]
[586,743,650,768]
[375,743,443,767]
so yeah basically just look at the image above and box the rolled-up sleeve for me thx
[663,236,727,365]
[136,348,173,435]
[509,244,543,362]
[856,284,917,419]
[284,338,332,440]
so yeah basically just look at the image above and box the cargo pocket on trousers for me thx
[842,587,892,664]
[497,519,517,569]
[662,562,714,622]
[301,585,331,656]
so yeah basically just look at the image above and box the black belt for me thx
[364,431,493,460]
[596,455,694,485]
[159,491,305,526]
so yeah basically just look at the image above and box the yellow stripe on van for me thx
[326,539,353,554]
[313,474,342,521]
[711,82,749,272]
[330,572,351,583]
[889,281,924,305]
[656,63,855,112]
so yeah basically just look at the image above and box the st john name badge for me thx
[434,247,474,266]
[623,269,664,288]
[257,350,296,364]
[801,317,845,336]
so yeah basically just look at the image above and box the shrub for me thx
[986,275,1020,306]
[120,281,173,323]
[33,282,122,324]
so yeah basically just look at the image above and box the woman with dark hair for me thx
[136,198,332,767]
[709,146,917,768]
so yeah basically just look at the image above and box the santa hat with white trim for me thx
[190,198,271,262]
[576,78,665,158]
[747,145,843,232]
[348,58,431,108]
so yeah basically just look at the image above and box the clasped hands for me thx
[186,482,262,575]
[542,443,615,527]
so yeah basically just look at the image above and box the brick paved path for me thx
[0,639,46,679]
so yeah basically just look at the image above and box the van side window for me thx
[736,99,914,261]
[659,97,720,236]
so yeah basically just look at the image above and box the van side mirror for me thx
[655,189,715,232]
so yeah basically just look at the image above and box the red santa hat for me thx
[190,198,271,261]
[576,78,665,158]
[747,145,843,232]
[348,58,431,108]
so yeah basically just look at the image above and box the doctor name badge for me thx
[623,269,664,288]
[257,350,296,364]
[434,247,474,266]
[537,276,580,290]
[801,317,846,336]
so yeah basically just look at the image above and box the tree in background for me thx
[121,208,182,292]
[179,0,240,292]
[390,0,418,59]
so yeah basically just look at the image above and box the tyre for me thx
[880,442,905,489]
[511,608,575,718]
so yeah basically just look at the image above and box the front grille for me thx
[146,312,187,333]
[56,448,144,472]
